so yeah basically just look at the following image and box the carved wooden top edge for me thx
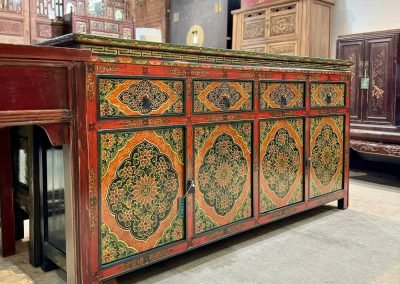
[338,29,400,39]
[38,33,353,70]
[231,0,335,14]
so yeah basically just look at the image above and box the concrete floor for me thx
[0,170,399,284]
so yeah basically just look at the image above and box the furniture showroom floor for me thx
[1,168,399,284]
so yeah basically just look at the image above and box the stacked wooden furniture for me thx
[232,0,335,57]
[337,30,400,158]
[0,0,64,44]
[1,34,351,282]
[63,0,134,39]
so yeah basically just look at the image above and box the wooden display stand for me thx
[337,29,400,158]
[1,34,351,283]
[232,0,335,57]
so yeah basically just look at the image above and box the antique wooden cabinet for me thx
[169,0,240,48]
[0,0,64,44]
[63,0,134,39]
[232,0,335,57]
[38,33,352,282]
[337,30,400,157]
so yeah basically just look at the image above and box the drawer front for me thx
[193,80,253,113]
[266,41,297,55]
[98,76,185,118]
[260,81,305,110]
[242,9,266,42]
[99,127,185,264]
[194,122,252,234]
[268,3,298,38]
[260,118,304,213]
[310,116,344,198]
[311,82,345,108]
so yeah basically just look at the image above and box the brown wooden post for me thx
[0,127,16,257]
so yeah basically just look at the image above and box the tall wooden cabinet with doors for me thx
[337,30,400,158]
[232,0,335,57]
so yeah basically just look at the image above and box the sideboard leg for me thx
[338,198,348,210]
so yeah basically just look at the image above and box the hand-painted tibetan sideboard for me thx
[39,34,352,283]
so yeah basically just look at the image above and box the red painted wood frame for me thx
[81,60,351,283]
[0,44,90,282]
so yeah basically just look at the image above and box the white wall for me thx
[331,0,400,57]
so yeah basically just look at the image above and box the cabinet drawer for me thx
[267,3,298,38]
[242,9,266,42]
[260,81,305,110]
[193,80,253,113]
[266,41,297,55]
[311,82,346,108]
[98,76,185,119]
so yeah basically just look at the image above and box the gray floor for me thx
[0,171,399,284]
[117,172,400,284]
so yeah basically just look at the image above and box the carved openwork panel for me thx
[194,122,252,234]
[311,83,345,108]
[193,80,253,113]
[98,76,185,118]
[259,118,304,213]
[99,127,185,264]
[260,81,305,110]
[270,14,296,36]
[310,116,344,198]
[243,19,265,40]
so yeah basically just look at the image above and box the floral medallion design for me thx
[98,77,184,118]
[310,116,343,197]
[194,123,252,234]
[100,128,185,263]
[260,81,304,109]
[198,133,247,215]
[193,80,253,113]
[311,83,345,108]
[259,119,303,213]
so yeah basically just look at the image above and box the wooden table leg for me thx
[0,127,16,257]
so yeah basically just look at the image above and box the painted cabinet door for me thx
[337,39,364,122]
[99,127,185,265]
[309,116,344,198]
[364,36,395,124]
[194,122,252,235]
[259,118,304,213]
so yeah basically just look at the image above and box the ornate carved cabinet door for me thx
[337,39,364,122]
[364,36,395,124]
[309,116,344,198]
[194,122,252,234]
[259,118,304,213]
